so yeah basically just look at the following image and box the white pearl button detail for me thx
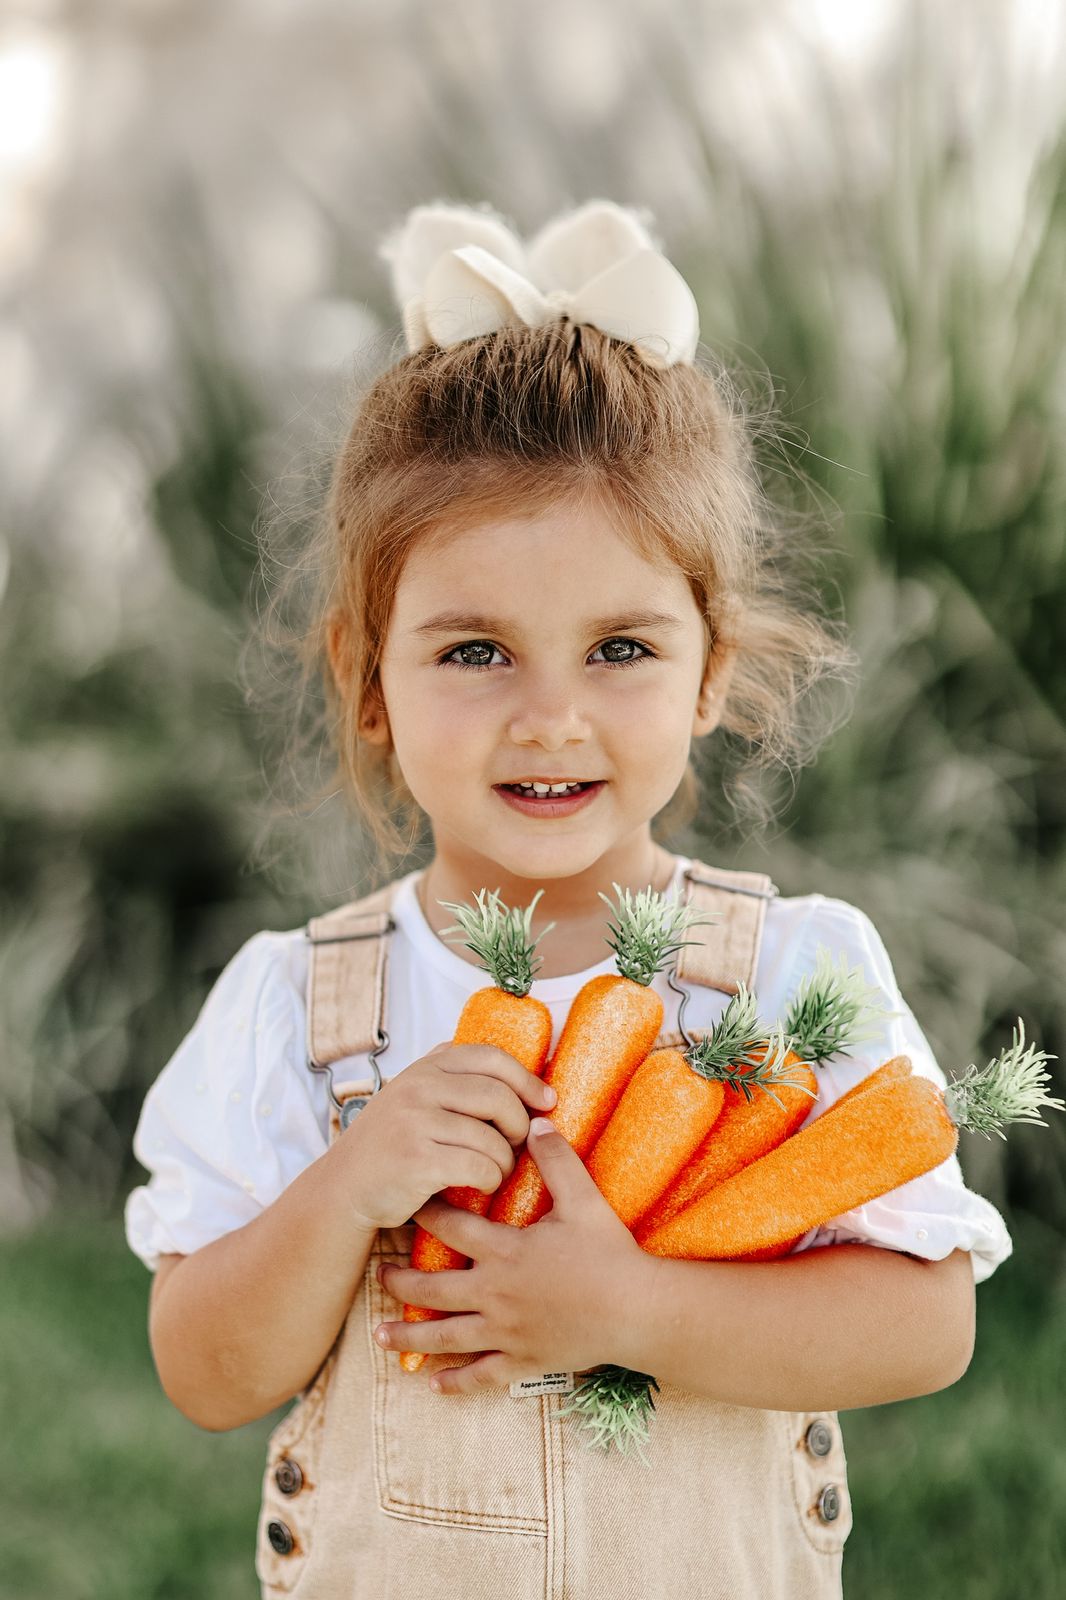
[916,1228,928,1240]
[260,1103,273,1117]
[230,1090,242,1103]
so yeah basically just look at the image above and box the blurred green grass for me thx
[3,1209,1063,1600]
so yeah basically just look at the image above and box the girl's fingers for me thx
[413,1194,499,1251]
[374,1312,489,1355]
[430,1111,518,1184]
[431,1353,508,1394]
[378,1262,475,1309]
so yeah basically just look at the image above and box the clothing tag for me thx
[509,1371,576,1398]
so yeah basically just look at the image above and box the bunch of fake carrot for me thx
[566,945,1062,1457]
[396,883,1064,1465]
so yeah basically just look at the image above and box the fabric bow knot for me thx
[379,199,700,369]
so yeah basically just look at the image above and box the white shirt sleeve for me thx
[783,897,1013,1286]
[123,930,328,1273]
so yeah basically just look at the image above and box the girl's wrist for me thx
[598,1243,664,1374]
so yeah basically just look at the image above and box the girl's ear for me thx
[358,680,391,746]
[326,609,353,698]
[692,642,738,737]
[327,609,391,744]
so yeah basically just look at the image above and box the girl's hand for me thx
[373,1120,649,1391]
[338,1042,556,1232]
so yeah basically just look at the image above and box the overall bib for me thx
[255,861,853,1599]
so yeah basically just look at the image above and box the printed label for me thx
[509,1370,576,1398]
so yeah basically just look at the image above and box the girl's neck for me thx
[415,839,680,979]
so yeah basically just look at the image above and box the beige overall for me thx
[255,860,853,1599]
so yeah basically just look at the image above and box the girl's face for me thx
[360,495,728,888]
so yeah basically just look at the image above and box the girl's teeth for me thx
[515,781,585,796]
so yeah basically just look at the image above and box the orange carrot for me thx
[640,1025,1063,1261]
[586,1049,725,1227]
[399,890,553,1373]
[633,949,887,1243]
[632,1051,814,1242]
[825,1051,912,1108]
[725,1057,915,1264]
[586,986,811,1229]
[488,884,713,1229]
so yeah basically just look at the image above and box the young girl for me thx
[125,200,1011,1600]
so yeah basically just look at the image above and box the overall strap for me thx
[305,879,401,1129]
[304,859,778,1130]
[675,858,777,995]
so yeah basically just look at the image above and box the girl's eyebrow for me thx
[412,609,684,637]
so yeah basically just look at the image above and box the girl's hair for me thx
[248,320,855,886]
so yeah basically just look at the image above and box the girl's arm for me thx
[149,1134,379,1432]
[148,1039,555,1431]
[615,1243,976,1411]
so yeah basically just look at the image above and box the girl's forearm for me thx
[149,1138,379,1432]
[613,1243,976,1411]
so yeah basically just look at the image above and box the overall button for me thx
[267,1520,295,1555]
[816,1485,842,1523]
[805,1420,834,1457]
[275,1458,304,1495]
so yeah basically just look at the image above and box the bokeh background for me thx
[3,0,1065,1594]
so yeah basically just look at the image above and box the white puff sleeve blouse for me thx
[125,860,1013,1286]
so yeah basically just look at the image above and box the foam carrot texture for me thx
[585,1049,725,1227]
[488,884,715,1230]
[724,1057,916,1264]
[400,889,554,1373]
[826,1051,912,1109]
[640,1023,1063,1262]
[632,1054,814,1242]
[586,986,808,1229]
[634,949,888,1243]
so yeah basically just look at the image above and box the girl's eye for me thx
[440,640,506,670]
[438,637,656,671]
[591,637,654,669]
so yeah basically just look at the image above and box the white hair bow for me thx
[379,199,700,369]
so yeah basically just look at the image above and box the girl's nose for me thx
[507,681,592,749]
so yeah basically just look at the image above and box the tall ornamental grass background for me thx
[1,2,1064,1595]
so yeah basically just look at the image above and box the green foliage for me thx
[598,883,716,986]
[784,948,893,1066]
[437,887,554,996]
[944,1020,1063,1139]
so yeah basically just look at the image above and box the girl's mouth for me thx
[494,780,605,817]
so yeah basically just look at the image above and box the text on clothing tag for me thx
[509,1371,576,1398]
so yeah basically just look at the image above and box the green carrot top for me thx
[598,882,716,987]
[943,1019,1063,1139]
[784,946,895,1065]
[680,985,813,1108]
[437,888,555,997]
